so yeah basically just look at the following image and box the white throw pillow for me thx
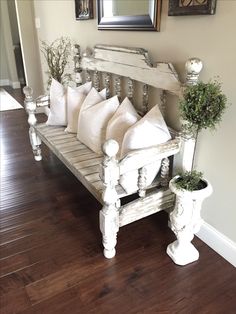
[106,97,141,157]
[46,79,67,126]
[65,82,92,133]
[77,89,119,154]
[120,105,171,194]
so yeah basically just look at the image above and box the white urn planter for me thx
[167,175,213,266]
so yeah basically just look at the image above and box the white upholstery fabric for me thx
[106,97,140,157]
[65,82,92,133]
[77,89,119,154]
[120,105,171,194]
[46,79,67,126]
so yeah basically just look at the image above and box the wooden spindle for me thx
[85,69,91,82]
[74,44,82,86]
[138,167,147,198]
[160,90,167,117]
[142,84,149,114]
[127,78,134,100]
[104,73,111,99]
[161,157,170,187]
[94,70,100,91]
[115,76,122,99]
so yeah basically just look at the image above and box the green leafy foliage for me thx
[41,37,72,87]
[180,80,227,136]
[175,170,206,191]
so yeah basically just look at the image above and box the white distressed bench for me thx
[24,45,203,260]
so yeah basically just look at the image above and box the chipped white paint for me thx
[81,45,182,96]
[119,189,174,227]
[24,45,203,263]
[167,176,213,266]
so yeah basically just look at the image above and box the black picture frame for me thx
[97,0,162,31]
[168,0,217,16]
[75,0,93,20]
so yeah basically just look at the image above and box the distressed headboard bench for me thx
[24,45,203,260]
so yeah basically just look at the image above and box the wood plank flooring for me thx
[0,87,236,313]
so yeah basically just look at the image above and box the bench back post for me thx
[177,58,203,173]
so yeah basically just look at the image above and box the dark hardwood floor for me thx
[0,87,236,313]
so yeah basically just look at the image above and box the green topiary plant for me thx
[41,37,72,87]
[174,170,206,191]
[180,80,227,137]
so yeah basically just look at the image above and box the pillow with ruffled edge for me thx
[119,105,171,194]
[65,81,92,133]
[106,97,141,158]
[46,79,67,126]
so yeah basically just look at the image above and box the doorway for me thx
[0,0,44,97]
[15,0,44,97]
[8,0,26,86]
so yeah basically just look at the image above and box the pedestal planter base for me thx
[167,175,212,266]
[167,240,199,266]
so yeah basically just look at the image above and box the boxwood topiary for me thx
[180,80,227,136]
[175,170,206,191]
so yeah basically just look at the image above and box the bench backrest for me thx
[74,44,203,173]
[74,44,183,117]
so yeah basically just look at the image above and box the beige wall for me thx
[0,21,10,81]
[7,0,20,46]
[34,0,236,243]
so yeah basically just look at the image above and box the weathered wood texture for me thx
[81,45,182,95]
[24,45,193,260]
[34,123,179,206]
[1,96,236,313]
[34,124,104,203]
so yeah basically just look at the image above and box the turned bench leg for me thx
[23,86,42,162]
[29,127,42,161]
[100,204,119,259]
[100,139,120,259]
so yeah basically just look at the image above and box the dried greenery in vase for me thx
[41,37,72,87]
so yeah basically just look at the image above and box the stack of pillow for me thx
[46,79,171,193]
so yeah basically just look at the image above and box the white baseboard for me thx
[0,79,10,86]
[196,221,236,267]
[12,81,21,89]
[0,79,20,89]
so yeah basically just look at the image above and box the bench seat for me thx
[35,123,127,203]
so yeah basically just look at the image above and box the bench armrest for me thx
[36,95,50,107]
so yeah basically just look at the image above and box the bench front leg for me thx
[23,86,42,161]
[100,140,120,259]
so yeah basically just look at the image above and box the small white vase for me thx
[167,176,213,266]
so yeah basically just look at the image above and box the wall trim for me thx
[197,221,236,267]
[12,81,21,89]
[0,79,20,89]
[0,79,10,86]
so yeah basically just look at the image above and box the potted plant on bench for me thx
[167,79,227,266]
